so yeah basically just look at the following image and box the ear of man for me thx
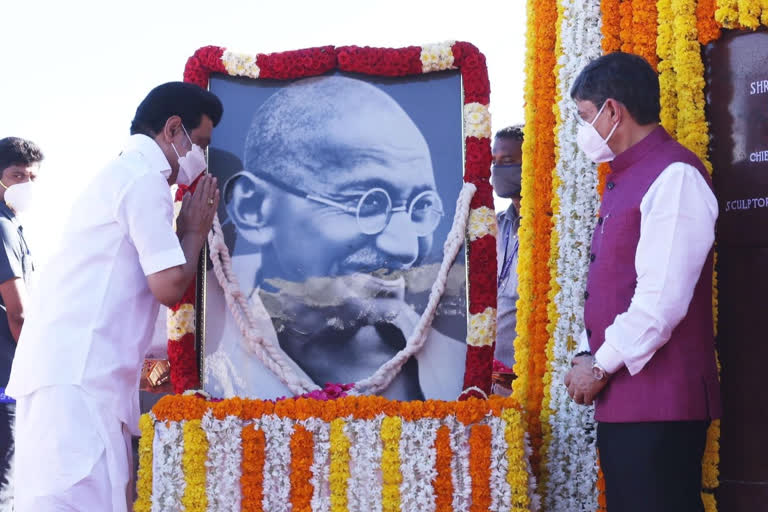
[224,171,276,245]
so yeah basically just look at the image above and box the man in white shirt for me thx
[490,125,524,370]
[563,53,720,512]
[6,82,223,511]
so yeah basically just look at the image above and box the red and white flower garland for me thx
[169,42,498,399]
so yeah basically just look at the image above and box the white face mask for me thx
[576,102,619,163]
[171,125,207,186]
[1,180,35,216]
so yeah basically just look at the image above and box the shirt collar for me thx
[498,203,520,223]
[121,134,172,177]
[0,201,18,226]
[610,125,671,173]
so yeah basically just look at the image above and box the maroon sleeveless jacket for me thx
[584,126,722,423]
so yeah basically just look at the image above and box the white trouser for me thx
[13,386,132,511]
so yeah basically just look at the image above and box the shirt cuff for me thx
[594,342,625,375]
[141,247,186,276]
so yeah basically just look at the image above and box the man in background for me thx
[7,82,222,510]
[0,137,42,498]
[491,125,523,371]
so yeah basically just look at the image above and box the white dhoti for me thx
[13,386,132,512]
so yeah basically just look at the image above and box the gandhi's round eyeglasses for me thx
[256,173,444,236]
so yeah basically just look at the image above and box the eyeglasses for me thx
[253,172,444,236]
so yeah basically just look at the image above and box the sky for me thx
[0,0,526,267]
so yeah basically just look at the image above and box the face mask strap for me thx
[0,180,8,191]
[591,101,619,144]
[181,125,194,147]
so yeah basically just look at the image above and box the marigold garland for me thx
[503,408,532,510]
[290,425,315,512]
[601,0,622,52]
[619,1,635,52]
[671,0,713,172]
[133,414,154,512]
[380,416,403,512]
[434,425,454,511]
[140,395,533,510]
[512,0,538,416]
[697,0,723,44]
[469,425,493,512]
[596,454,607,512]
[658,0,679,136]
[714,0,741,28]
[631,0,659,69]
[512,0,558,478]
[329,418,351,512]
[538,0,566,497]
[182,419,209,512]
[241,425,266,512]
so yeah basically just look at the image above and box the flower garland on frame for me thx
[138,395,535,511]
[170,42,497,399]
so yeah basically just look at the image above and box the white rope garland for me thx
[208,216,318,395]
[207,181,476,397]
[352,182,476,395]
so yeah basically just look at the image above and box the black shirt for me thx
[0,203,33,389]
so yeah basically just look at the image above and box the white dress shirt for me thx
[578,162,718,375]
[7,134,186,435]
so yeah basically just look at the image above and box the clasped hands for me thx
[563,354,607,406]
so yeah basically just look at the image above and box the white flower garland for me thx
[467,307,497,347]
[420,41,456,73]
[261,415,294,512]
[202,412,243,511]
[151,420,185,512]
[543,0,603,510]
[399,419,439,512]
[345,418,383,512]
[489,416,512,512]
[447,416,472,512]
[167,303,195,341]
[524,432,541,512]
[221,49,261,78]
[302,417,332,512]
[467,206,497,241]
[463,103,492,139]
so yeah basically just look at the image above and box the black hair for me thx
[494,125,524,142]
[570,52,661,125]
[130,81,223,136]
[0,137,44,175]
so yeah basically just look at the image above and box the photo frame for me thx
[167,42,497,401]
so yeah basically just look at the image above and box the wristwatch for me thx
[591,360,609,381]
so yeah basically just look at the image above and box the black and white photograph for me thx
[202,71,468,401]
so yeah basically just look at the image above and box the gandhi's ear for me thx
[223,171,276,245]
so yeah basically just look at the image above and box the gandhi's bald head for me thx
[242,75,432,193]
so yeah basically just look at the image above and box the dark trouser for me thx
[0,402,14,488]
[597,420,709,512]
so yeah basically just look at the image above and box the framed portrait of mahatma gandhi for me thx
[173,44,497,401]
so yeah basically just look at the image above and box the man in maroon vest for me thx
[563,52,721,512]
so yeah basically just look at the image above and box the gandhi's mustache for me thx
[337,246,417,274]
